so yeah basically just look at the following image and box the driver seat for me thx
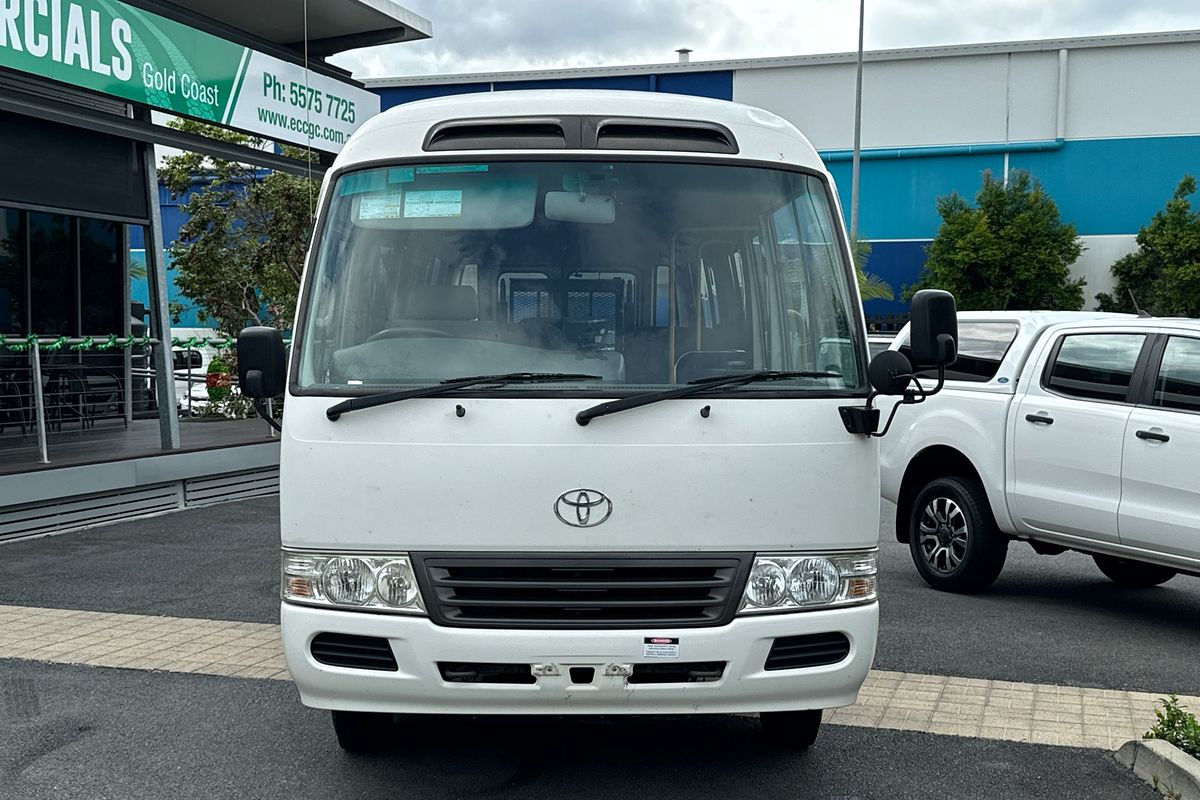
[403,285,478,320]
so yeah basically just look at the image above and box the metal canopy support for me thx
[138,133,181,451]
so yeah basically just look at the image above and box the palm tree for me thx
[852,237,893,302]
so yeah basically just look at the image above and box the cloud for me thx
[327,0,1200,79]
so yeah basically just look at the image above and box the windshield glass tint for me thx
[296,161,864,393]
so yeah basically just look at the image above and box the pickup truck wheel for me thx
[1092,555,1177,587]
[331,710,393,753]
[760,709,822,749]
[908,477,1007,593]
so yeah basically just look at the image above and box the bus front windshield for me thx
[296,160,865,395]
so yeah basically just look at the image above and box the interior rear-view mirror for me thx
[544,191,615,224]
[908,289,958,368]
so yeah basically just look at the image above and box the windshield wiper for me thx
[326,372,602,421]
[575,370,841,426]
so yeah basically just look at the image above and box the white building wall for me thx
[1005,51,1060,141]
[733,39,1200,151]
[1065,42,1200,139]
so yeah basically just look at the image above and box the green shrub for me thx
[206,356,232,403]
[1145,695,1200,758]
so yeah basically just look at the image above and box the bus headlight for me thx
[738,551,877,613]
[282,550,426,614]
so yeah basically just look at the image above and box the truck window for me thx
[1153,337,1200,412]
[898,321,1017,382]
[296,161,865,393]
[1043,333,1146,402]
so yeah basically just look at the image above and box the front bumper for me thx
[281,601,878,715]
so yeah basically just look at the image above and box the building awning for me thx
[168,0,432,59]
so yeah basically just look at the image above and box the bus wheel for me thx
[331,710,393,753]
[760,709,822,749]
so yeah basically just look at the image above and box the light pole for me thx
[849,0,865,243]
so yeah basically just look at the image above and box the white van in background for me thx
[171,326,222,414]
[236,90,957,753]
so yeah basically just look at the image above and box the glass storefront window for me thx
[0,209,22,335]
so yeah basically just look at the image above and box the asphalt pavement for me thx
[1,497,1197,694]
[0,496,1196,799]
[874,502,1200,695]
[0,660,1157,800]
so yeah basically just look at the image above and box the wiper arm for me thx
[326,372,601,421]
[575,370,841,426]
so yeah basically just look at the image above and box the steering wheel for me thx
[365,327,453,342]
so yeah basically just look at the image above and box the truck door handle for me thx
[1025,414,1054,425]
[1136,429,1170,443]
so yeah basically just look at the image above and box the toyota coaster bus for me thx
[236,90,957,752]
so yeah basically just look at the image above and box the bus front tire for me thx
[760,709,822,749]
[331,710,393,753]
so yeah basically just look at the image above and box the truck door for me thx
[1118,334,1200,559]
[1011,332,1148,542]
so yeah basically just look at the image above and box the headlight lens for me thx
[787,558,841,606]
[746,561,788,607]
[739,551,877,613]
[321,557,375,605]
[282,551,426,614]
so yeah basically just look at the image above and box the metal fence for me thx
[0,336,159,464]
[867,313,910,333]
[0,335,279,467]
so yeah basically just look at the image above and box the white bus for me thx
[237,90,956,752]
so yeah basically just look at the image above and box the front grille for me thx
[764,632,851,671]
[310,632,398,671]
[413,554,751,629]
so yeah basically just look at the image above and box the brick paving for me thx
[0,602,1191,750]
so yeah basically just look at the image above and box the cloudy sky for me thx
[328,0,1200,79]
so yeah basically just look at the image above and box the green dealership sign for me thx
[0,0,379,152]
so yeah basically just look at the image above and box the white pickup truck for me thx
[881,311,1200,592]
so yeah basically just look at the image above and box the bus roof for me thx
[333,90,826,173]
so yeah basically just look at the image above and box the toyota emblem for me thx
[554,489,613,528]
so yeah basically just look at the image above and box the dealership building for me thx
[0,0,429,533]
[365,29,1200,319]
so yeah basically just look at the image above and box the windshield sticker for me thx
[358,193,404,220]
[404,190,463,218]
[416,165,489,175]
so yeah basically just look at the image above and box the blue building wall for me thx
[375,70,734,110]
[129,183,212,329]
[822,134,1200,314]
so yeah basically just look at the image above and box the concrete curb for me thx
[1116,739,1200,799]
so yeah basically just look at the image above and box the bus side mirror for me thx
[908,289,958,368]
[237,327,286,399]
[868,350,914,396]
[839,290,958,437]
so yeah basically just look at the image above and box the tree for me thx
[908,171,1085,311]
[851,237,894,302]
[159,120,319,334]
[1096,176,1200,318]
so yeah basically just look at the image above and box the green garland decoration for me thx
[2,333,282,352]
[2,333,154,353]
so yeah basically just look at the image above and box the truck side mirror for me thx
[237,326,286,399]
[908,289,958,368]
